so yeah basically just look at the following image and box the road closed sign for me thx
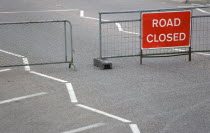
[141,11,191,49]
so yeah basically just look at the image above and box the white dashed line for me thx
[0,92,48,105]
[130,124,141,133]
[66,83,78,103]
[61,123,105,133]
[0,9,79,14]
[0,69,11,72]
[77,104,131,123]
[0,49,24,58]
[30,71,68,83]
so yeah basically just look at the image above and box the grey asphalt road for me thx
[0,0,210,133]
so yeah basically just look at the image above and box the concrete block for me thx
[93,58,112,70]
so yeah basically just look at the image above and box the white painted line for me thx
[79,10,108,21]
[197,52,210,56]
[0,92,47,105]
[129,124,141,133]
[0,9,79,14]
[61,123,105,133]
[80,10,139,35]
[22,58,30,71]
[122,30,140,35]
[0,49,24,58]
[30,71,68,83]
[196,8,210,14]
[191,4,201,6]
[66,83,78,103]
[77,104,131,123]
[174,49,187,52]
[24,66,31,71]
[80,10,84,17]
[0,69,11,72]
[82,16,100,21]
[174,49,210,56]
[115,23,123,31]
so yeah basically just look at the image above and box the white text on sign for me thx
[147,18,186,43]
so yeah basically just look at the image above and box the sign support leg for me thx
[140,50,143,65]
[189,46,191,61]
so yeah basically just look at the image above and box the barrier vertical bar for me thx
[69,21,74,68]
[64,21,67,62]
[140,12,143,65]
[189,47,191,61]
[189,10,192,61]
[99,13,102,59]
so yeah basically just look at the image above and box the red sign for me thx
[141,11,191,49]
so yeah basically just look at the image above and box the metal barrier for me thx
[96,6,210,67]
[0,20,74,68]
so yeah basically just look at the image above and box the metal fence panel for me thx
[191,15,210,52]
[101,21,140,58]
[0,20,73,67]
[99,6,210,60]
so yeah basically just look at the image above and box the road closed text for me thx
[147,32,186,43]
[142,11,191,49]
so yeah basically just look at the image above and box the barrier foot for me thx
[69,62,77,71]
[93,58,112,70]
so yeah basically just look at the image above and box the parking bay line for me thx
[0,49,24,58]
[22,57,31,71]
[61,123,105,133]
[0,69,11,72]
[76,104,131,123]
[0,9,79,14]
[30,71,68,83]
[66,83,78,103]
[130,124,141,133]
[0,92,48,105]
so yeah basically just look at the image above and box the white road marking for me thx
[178,4,209,14]
[66,83,78,103]
[80,10,103,21]
[22,58,30,71]
[82,16,100,21]
[0,92,47,105]
[24,66,31,71]
[0,9,79,14]
[129,124,141,133]
[0,49,24,58]
[115,23,123,31]
[174,49,187,52]
[61,123,105,133]
[174,49,210,56]
[0,69,11,72]
[196,8,210,14]
[30,71,68,83]
[77,104,131,123]
[80,10,139,35]
[80,10,84,17]
[197,52,210,56]
[122,30,140,35]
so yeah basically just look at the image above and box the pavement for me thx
[0,0,210,133]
